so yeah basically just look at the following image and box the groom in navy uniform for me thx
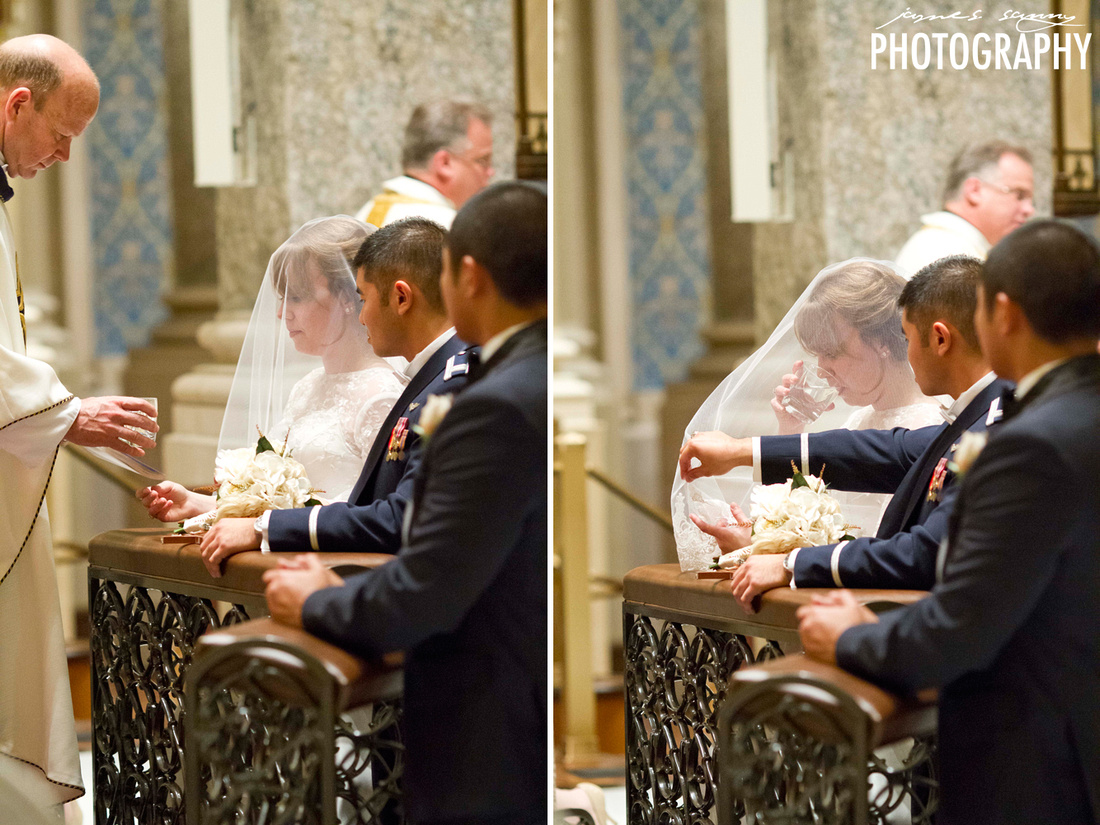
[799,220,1100,824]
[263,182,548,825]
[681,255,1010,609]
[199,218,473,572]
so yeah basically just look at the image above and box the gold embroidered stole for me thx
[14,251,25,347]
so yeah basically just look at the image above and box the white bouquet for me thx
[180,432,321,533]
[716,466,857,568]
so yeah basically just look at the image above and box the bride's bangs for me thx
[793,301,844,359]
[271,245,315,302]
[794,260,908,360]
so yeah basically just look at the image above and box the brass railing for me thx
[623,564,938,825]
[88,529,403,825]
[554,431,671,766]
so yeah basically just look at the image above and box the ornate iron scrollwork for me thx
[90,578,246,825]
[90,575,403,825]
[624,612,754,824]
[624,608,938,825]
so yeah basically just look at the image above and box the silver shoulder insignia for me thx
[444,354,470,381]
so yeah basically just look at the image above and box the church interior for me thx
[553,0,1099,820]
[2,0,545,819]
[3,0,1099,820]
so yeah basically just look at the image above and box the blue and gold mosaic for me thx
[84,0,173,356]
[619,0,711,391]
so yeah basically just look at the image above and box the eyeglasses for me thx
[448,148,493,170]
[977,179,1033,202]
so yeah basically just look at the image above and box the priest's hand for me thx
[730,553,791,614]
[199,517,259,578]
[796,590,878,665]
[689,502,752,554]
[678,432,751,482]
[65,396,158,457]
[137,481,213,522]
[262,555,344,628]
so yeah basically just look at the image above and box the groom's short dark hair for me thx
[446,181,546,307]
[982,220,1100,343]
[899,255,982,350]
[353,217,446,311]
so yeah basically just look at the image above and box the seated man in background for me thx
[798,219,1100,825]
[355,100,494,229]
[895,140,1034,274]
[264,182,548,825]
[681,255,1009,611]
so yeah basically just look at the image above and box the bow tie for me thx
[0,173,13,204]
[465,349,484,382]
[998,387,1020,423]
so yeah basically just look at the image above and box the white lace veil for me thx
[218,215,378,453]
[671,258,931,571]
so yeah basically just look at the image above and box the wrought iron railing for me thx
[88,528,403,825]
[623,564,937,824]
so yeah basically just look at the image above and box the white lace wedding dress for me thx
[842,401,943,431]
[271,365,405,501]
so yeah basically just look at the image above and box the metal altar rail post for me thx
[622,564,938,825]
[88,529,405,825]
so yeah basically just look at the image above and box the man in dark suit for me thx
[198,218,473,573]
[681,256,1009,610]
[799,220,1100,824]
[263,182,548,825]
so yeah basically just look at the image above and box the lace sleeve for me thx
[350,371,405,459]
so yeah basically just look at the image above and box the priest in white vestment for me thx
[354,100,495,229]
[0,35,160,818]
[895,140,1035,276]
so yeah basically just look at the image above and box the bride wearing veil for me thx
[672,258,942,571]
[140,215,405,521]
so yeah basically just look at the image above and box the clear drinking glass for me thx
[130,397,159,444]
[781,363,839,424]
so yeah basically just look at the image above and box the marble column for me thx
[123,0,217,501]
[166,0,517,484]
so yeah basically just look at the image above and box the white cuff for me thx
[787,547,801,588]
[751,437,762,483]
[830,540,849,588]
[256,510,272,554]
[308,504,322,551]
[800,432,810,476]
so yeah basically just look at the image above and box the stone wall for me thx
[215,0,517,314]
[753,0,1053,337]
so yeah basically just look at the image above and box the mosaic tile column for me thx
[619,0,712,393]
[83,0,174,357]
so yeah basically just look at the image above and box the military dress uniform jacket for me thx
[266,334,473,555]
[838,355,1100,824]
[302,320,548,823]
[758,378,1010,589]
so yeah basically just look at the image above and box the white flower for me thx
[215,448,255,496]
[746,472,850,556]
[205,436,320,526]
[415,393,454,439]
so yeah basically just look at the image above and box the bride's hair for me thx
[793,260,908,362]
[271,216,371,306]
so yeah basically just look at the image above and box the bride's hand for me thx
[772,360,806,435]
[689,502,753,554]
[137,481,212,522]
